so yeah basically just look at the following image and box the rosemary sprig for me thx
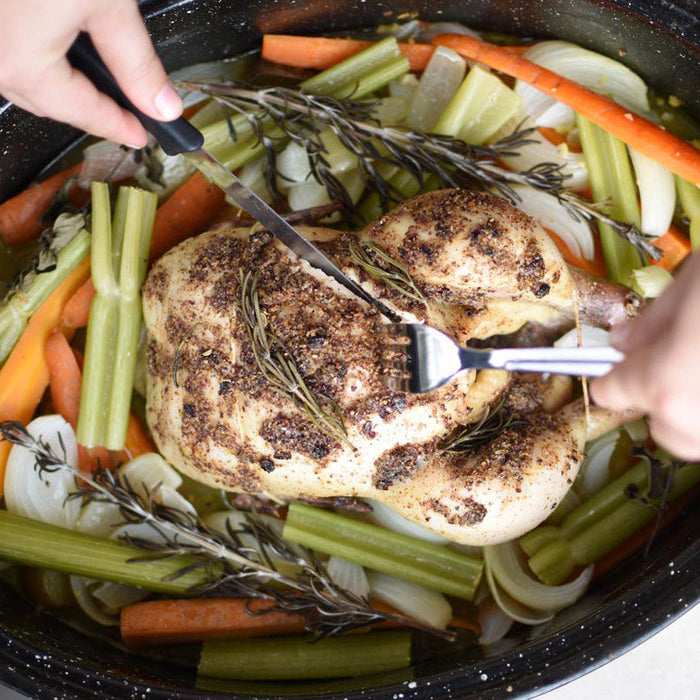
[440,398,522,453]
[238,270,348,445]
[178,81,660,259]
[349,239,426,305]
[0,420,454,640]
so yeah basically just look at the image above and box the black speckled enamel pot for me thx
[0,1,698,698]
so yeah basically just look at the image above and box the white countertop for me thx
[0,603,698,699]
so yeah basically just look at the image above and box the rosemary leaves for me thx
[237,270,348,445]
[0,420,455,640]
[178,80,660,258]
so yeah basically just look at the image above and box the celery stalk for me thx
[201,39,409,176]
[433,65,522,144]
[283,503,482,599]
[524,460,700,585]
[77,184,157,450]
[577,115,642,285]
[300,37,408,98]
[0,228,91,365]
[199,630,411,680]
[675,175,700,250]
[0,510,211,593]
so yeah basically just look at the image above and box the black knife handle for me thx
[67,32,203,155]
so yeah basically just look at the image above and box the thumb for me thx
[84,1,182,122]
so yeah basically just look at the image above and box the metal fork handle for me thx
[480,346,625,377]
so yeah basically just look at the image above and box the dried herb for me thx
[440,398,522,453]
[626,446,686,556]
[0,420,454,640]
[349,239,426,305]
[238,270,348,445]
[178,81,660,259]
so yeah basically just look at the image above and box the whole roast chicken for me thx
[143,189,641,545]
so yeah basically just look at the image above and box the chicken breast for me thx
[143,189,640,544]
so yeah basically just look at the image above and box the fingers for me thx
[589,345,656,415]
[3,57,149,147]
[84,1,182,122]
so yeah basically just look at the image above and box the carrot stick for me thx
[433,34,700,187]
[0,256,91,494]
[120,597,308,646]
[45,332,82,428]
[148,171,226,263]
[0,162,83,246]
[649,224,691,271]
[262,34,435,72]
[60,278,96,330]
[125,413,156,458]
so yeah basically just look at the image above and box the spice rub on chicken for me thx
[143,189,640,545]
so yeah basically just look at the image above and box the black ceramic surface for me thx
[0,0,698,698]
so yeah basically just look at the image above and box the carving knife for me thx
[67,33,400,322]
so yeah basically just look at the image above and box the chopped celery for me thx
[0,228,90,365]
[300,37,408,98]
[577,115,643,285]
[0,510,211,593]
[77,183,157,450]
[522,459,700,585]
[283,503,482,599]
[199,630,411,680]
[676,175,700,251]
[433,65,522,144]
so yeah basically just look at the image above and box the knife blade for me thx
[183,149,401,321]
[67,33,401,323]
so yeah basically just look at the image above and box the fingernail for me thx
[154,83,182,121]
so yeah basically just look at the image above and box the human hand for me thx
[0,0,182,147]
[590,252,700,461]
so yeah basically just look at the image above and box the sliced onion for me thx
[484,563,554,625]
[118,452,182,492]
[91,581,148,614]
[484,540,593,612]
[79,140,142,185]
[515,41,651,128]
[134,150,195,201]
[366,499,449,544]
[417,22,481,43]
[286,169,364,213]
[4,415,81,530]
[509,183,594,260]
[389,74,418,101]
[367,571,452,629]
[554,324,611,349]
[575,429,621,498]
[70,575,120,627]
[74,500,124,538]
[477,597,514,644]
[327,556,370,600]
[632,265,674,299]
[628,148,676,236]
[405,46,467,132]
[501,129,589,192]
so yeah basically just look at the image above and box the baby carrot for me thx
[60,278,96,330]
[120,597,307,646]
[0,257,91,493]
[648,224,691,271]
[0,162,83,246]
[148,171,226,263]
[433,34,700,187]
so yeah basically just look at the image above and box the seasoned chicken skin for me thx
[143,190,639,545]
